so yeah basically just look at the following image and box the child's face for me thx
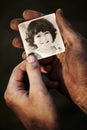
[34,31,53,48]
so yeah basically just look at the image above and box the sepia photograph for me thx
[18,13,65,59]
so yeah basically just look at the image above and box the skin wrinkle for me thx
[59,47,86,102]
[75,87,87,114]
[63,48,87,113]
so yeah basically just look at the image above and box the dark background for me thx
[0,0,87,130]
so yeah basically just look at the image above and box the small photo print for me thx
[18,13,65,60]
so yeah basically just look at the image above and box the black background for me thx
[0,0,87,130]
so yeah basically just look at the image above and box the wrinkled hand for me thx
[4,55,59,130]
[55,9,87,113]
[10,9,87,113]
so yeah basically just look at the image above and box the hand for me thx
[55,9,87,113]
[10,9,87,113]
[4,55,59,130]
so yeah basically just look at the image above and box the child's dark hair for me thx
[25,18,57,47]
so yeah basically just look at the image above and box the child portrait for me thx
[18,13,65,60]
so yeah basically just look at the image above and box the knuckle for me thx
[4,89,14,106]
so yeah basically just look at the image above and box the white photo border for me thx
[18,13,65,60]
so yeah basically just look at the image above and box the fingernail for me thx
[56,8,64,15]
[27,54,36,64]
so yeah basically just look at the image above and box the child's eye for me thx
[44,31,49,35]
[37,35,41,38]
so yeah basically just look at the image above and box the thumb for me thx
[26,54,46,93]
[56,9,85,47]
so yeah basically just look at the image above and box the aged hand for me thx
[4,55,59,130]
[55,9,87,113]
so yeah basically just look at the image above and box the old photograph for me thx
[18,13,65,60]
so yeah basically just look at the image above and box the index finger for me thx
[10,10,44,31]
[23,9,44,20]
